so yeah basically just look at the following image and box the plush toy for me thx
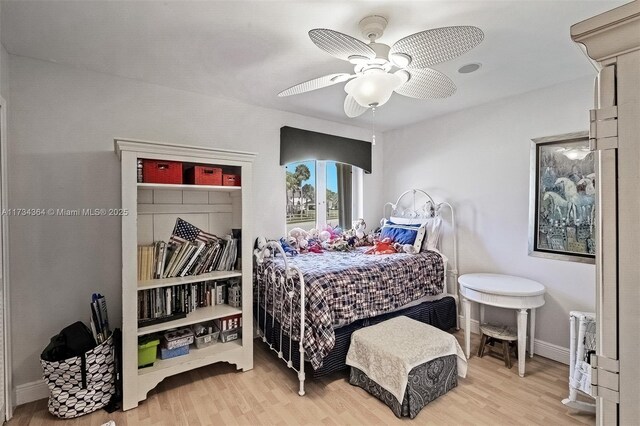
[394,243,418,254]
[279,237,298,256]
[288,227,309,251]
[307,241,323,253]
[319,230,331,242]
[364,238,397,255]
[308,228,319,240]
[353,219,367,239]
[253,236,272,259]
[328,239,350,252]
[319,224,342,241]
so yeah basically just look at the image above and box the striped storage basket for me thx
[40,335,115,418]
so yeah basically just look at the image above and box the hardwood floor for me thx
[10,332,595,425]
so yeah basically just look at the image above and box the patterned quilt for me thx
[254,248,445,369]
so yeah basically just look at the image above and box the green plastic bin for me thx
[138,338,160,368]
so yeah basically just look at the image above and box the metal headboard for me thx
[383,189,459,326]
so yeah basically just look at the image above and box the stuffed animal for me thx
[319,224,341,241]
[353,218,367,239]
[394,243,418,254]
[307,241,323,253]
[319,230,331,242]
[308,228,319,240]
[364,238,397,255]
[279,237,298,256]
[328,239,350,252]
[288,227,309,250]
[253,236,272,259]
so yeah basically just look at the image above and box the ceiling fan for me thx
[278,15,484,118]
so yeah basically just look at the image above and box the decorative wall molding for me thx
[571,1,640,61]
[15,379,48,406]
[533,339,570,365]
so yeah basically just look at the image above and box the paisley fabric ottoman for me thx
[346,316,467,419]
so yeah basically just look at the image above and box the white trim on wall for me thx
[0,97,11,420]
[15,379,48,406]
[458,315,570,365]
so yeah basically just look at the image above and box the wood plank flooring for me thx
[9,332,596,425]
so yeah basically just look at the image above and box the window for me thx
[286,161,316,232]
[286,160,359,233]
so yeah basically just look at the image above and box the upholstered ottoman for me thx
[346,316,467,419]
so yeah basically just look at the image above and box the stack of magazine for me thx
[137,236,238,280]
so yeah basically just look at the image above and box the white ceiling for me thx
[1,0,627,131]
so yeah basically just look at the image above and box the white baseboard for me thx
[458,315,569,365]
[458,315,481,334]
[15,379,49,406]
[533,339,570,365]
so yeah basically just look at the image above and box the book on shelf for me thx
[137,280,235,324]
[137,238,239,281]
[137,218,239,282]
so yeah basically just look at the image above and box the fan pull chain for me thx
[371,106,376,146]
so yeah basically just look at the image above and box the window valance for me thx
[280,126,372,174]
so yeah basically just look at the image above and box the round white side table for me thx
[458,273,546,377]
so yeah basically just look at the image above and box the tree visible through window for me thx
[286,160,353,233]
[286,161,316,232]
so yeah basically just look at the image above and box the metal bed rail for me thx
[255,241,307,396]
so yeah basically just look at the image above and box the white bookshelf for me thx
[116,139,255,410]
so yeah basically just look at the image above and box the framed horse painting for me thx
[528,131,595,263]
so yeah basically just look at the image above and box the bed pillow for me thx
[380,220,426,252]
[390,216,442,251]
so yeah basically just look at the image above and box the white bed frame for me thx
[254,189,458,396]
[383,189,459,319]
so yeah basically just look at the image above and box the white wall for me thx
[7,55,383,387]
[383,76,596,350]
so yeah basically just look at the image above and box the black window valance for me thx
[280,126,372,173]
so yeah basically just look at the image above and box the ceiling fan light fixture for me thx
[344,70,403,108]
[390,52,412,68]
[395,70,410,84]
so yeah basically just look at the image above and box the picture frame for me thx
[528,131,595,264]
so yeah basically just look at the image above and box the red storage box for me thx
[142,159,183,184]
[222,174,241,186]
[185,166,222,186]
